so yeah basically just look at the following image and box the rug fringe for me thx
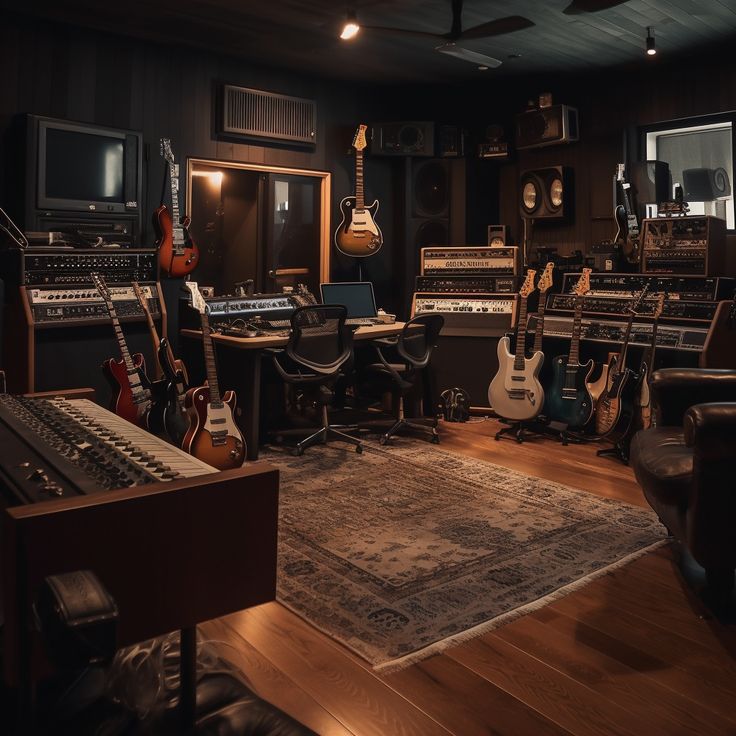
[373,537,671,674]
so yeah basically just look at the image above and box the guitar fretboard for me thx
[568,296,584,368]
[168,160,185,249]
[354,149,365,210]
[533,293,547,355]
[200,311,222,407]
[513,296,529,370]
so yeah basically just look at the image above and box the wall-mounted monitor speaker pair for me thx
[519,166,573,220]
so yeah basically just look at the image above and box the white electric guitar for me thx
[488,269,545,421]
[334,124,383,257]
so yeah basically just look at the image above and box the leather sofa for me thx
[630,368,736,605]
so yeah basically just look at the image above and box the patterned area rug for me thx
[259,439,666,671]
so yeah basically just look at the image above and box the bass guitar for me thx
[595,282,651,439]
[488,269,544,421]
[132,282,190,446]
[613,163,640,265]
[154,138,199,277]
[544,268,595,429]
[91,273,164,432]
[334,124,383,257]
[635,292,665,431]
[183,282,246,469]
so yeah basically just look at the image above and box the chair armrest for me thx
[683,403,736,458]
[651,368,736,426]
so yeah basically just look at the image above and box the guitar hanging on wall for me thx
[184,282,246,469]
[613,163,640,265]
[154,138,199,277]
[488,269,544,421]
[334,124,383,257]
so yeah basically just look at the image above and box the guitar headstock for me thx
[652,292,665,320]
[185,281,208,315]
[90,272,111,303]
[519,269,537,298]
[160,137,175,164]
[615,163,625,182]
[572,268,592,297]
[352,124,368,152]
[131,281,149,312]
[537,262,555,293]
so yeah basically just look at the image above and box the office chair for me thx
[271,304,362,456]
[364,314,444,445]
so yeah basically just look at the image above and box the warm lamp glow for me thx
[340,10,360,40]
[646,27,656,56]
[192,170,224,186]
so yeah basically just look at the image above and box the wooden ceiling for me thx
[10,0,736,83]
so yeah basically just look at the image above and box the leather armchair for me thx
[630,368,736,605]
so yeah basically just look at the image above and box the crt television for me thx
[27,114,143,217]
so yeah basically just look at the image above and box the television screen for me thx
[44,128,124,203]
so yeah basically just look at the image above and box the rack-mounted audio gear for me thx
[180,292,297,330]
[419,246,519,276]
[414,275,520,294]
[547,294,718,323]
[411,292,516,337]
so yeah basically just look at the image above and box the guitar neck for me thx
[617,312,636,371]
[169,161,181,225]
[107,302,138,377]
[643,317,660,371]
[568,296,584,366]
[533,293,547,354]
[513,295,529,369]
[200,312,222,405]
[354,149,365,210]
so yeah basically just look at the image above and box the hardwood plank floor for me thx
[200,419,735,735]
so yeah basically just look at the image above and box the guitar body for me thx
[102,353,151,427]
[586,357,615,410]
[488,336,544,421]
[183,385,245,469]
[634,363,653,431]
[544,356,595,429]
[153,204,199,277]
[334,197,383,257]
[157,338,190,446]
[595,368,637,440]
[145,379,168,436]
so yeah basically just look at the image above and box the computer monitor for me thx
[320,282,377,318]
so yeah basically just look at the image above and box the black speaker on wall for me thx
[372,122,435,156]
[629,160,671,204]
[682,167,732,201]
[519,166,573,220]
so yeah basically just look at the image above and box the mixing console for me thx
[0,396,215,504]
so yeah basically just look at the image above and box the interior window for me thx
[645,121,734,229]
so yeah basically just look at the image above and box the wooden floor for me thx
[200,419,736,736]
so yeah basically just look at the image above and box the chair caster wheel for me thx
[379,435,389,446]
[431,435,440,444]
[293,447,304,457]
[355,445,363,454]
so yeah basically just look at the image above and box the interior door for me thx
[262,173,322,297]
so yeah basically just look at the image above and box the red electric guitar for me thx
[153,138,199,277]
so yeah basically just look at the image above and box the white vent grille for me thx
[221,85,317,145]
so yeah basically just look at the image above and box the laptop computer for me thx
[319,282,381,325]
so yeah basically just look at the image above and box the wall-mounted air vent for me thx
[220,84,317,146]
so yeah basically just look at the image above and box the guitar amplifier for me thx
[411,292,517,337]
[420,247,519,276]
[639,216,726,275]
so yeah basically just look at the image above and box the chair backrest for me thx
[398,314,444,369]
[286,304,353,375]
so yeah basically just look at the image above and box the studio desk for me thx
[180,323,407,460]
[0,389,279,696]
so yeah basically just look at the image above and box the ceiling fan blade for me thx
[563,0,630,14]
[459,15,535,40]
[361,24,443,41]
[435,43,502,68]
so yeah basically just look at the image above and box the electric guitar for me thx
[132,281,190,446]
[154,138,199,277]
[488,269,544,421]
[91,273,162,431]
[334,124,383,257]
[595,283,651,439]
[183,282,246,469]
[531,262,555,356]
[613,163,640,265]
[635,292,666,431]
[544,268,595,429]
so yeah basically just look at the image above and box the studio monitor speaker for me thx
[515,105,579,150]
[519,166,573,220]
[682,167,732,201]
[412,159,450,219]
[487,225,509,246]
[372,121,435,156]
[629,160,671,204]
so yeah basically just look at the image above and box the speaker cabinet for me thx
[487,225,508,246]
[683,167,732,201]
[515,105,579,150]
[629,160,671,204]
[519,166,573,220]
[371,122,435,156]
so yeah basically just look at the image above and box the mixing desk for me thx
[0,395,215,504]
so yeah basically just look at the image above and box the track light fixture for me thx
[340,9,360,40]
[646,27,656,56]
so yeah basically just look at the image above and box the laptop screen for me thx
[320,282,377,318]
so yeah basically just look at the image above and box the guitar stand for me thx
[495,417,555,444]
[596,442,630,465]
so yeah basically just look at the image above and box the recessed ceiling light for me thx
[478,65,489,71]
[340,9,360,40]
[646,27,656,56]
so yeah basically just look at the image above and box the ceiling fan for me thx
[563,0,630,14]
[362,0,534,68]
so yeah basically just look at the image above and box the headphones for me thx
[439,387,470,423]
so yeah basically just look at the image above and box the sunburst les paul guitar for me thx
[154,138,199,277]
[334,124,383,257]
[184,282,245,469]
[488,269,544,421]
